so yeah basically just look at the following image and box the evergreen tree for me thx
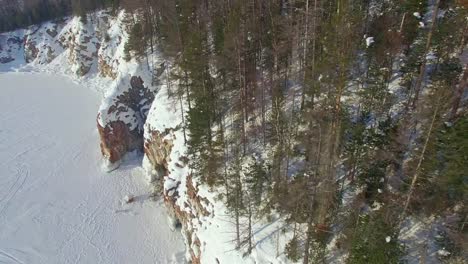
[348,212,404,264]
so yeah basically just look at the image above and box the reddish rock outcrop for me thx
[144,129,174,180]
[24,39,39,62]
[98,76,155,168]
[164,174,209,264]
[143,123,209,263]
[97,120,142,164]
[98,55,118,79]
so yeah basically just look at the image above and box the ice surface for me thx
[0,73,185,264]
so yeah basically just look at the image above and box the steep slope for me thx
[1,4,465,263]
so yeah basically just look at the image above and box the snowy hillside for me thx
[1,1,466,263]
[0,10,292,264]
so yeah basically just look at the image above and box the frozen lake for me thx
[0,73,184,264]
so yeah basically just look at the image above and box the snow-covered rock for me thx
[366,36,375,47]
[437,249,450,257]
[123,194,135,204]
[97,75,156,167]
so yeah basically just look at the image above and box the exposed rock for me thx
[0,36,22,64]
[97,120,142,164]
[98,55,117,79]
[0,57,14,63]
[142,113,208,263]
[7,36,22,45]
[24,39,39,62]
[76,63,91,76]
[46,46,56,63]
[144,129,174,182]
[58,35,69,49]
[123,194,135,204]
[46,28,58,38]
[65,26,99,77]
[98,76,156,169]
[164,174,209,264]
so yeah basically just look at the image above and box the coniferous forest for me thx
[2,0,466,262]
[125,1,467,262]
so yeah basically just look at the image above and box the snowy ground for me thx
[0,73,185,264]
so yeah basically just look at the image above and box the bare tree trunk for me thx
[235,205,241,249]
[402,96,441,217]
[276,229,280,257]
[237,39,247,155]
[309,0,317,110]
[460,214,467,232]
[184,70,192,111]
[303,220,312,264]
[247,200,253,253]
[261,66,267,146]
[450,67,467,121]
[419,243,427,264]
[399,12,406,32]
[179,95,187,144]
[411,0,441,109]
[235,181,241,249]
[303,181,317,264]
[300,0,309,110]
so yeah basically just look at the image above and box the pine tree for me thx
[348,212,404,264]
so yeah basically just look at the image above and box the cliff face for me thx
[142,125,208,263]
[97,75,155,170]
[0,12,208,261]
[140,81,207,262]
[144,129,173,180]
[0,11,290,264]
[0,11,163,170]
[165,175,206,264]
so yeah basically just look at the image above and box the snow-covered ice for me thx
[0,73,185,264]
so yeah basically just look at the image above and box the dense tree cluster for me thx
[124,0,467,262]
[4,0,467,262]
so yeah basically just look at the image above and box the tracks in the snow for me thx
[0,164,29,216]
[0,249,24,264]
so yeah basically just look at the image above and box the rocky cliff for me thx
[0,10,294,264]
[97,75,155,170]
[0,11,214,263]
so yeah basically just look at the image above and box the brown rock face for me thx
[24,39,39,63]
[143,126,208,262]
[98,55,117,79]
[144,129,174,179]
[163,174,210,263]
[98,76,155,167]
[97,120,142,164]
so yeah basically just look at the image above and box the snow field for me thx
[0,73,185,264]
